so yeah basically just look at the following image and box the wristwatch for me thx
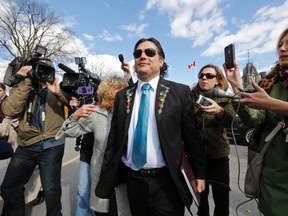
[68,115,76,121]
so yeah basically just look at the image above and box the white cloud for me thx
[83,33,95,41]
[138,11,146,21]
[202,1,288,58]
[95,29,123,42]
[145,0,226,46]
[60,16,77,29]
[171,8,226,46]
[146,0,180,11]
[0,59,10,83]
[119,23,149,38]
[145,0,288,60]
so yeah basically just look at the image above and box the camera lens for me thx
[37,65,50,79]
[35,63,55,82]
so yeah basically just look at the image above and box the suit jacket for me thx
[96,78,207,209]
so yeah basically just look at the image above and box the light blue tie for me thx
[132,83,151,169]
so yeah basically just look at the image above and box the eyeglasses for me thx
[198,73,217,79]
[133,48,158,58]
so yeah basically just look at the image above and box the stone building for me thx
[242,62,267,91]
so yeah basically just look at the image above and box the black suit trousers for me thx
[125,167,185,216]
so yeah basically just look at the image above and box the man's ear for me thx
[159,58,164,68]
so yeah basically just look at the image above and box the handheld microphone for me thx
[205,88,242,99]
[58,63,76,74]
[118,54,124,65]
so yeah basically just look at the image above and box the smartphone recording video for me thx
[224,44,235,69]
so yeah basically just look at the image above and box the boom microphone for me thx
[205,88,241,99]
[58,63,76,74]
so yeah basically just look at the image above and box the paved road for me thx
[0,139,261,216]
[0,138,79,216]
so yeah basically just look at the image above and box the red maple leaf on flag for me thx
[188,61,196,69]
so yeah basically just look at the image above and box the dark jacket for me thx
[191,89,235,158]
[1,78,70,146]
[96,78,207,210]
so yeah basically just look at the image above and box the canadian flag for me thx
[188,61,196,69]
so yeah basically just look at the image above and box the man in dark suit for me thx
[96,37,206,216]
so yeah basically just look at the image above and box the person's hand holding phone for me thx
[223,60,243,94]
[223,44,244,93]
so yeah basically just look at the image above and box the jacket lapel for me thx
[123,79,171,131]
[155,78,170,123]
[124,84,137,134]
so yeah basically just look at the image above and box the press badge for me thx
[42,111,45,122]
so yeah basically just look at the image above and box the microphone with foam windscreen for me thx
[204,88,242,99]
[58,63,76,74]
[118,54,124,66]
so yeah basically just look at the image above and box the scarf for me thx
[249,64,288,150]
[258,64,288,93]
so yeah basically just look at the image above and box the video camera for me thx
[59,57,101,99]
[4,44,55,87]
[59,57,101,152]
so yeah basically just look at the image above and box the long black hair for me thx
[134,37,169,77]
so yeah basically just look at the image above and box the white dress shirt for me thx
[122,76,167,170]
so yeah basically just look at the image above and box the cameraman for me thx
[0,60,70,216]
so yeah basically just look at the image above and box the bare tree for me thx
[0,0,78,61]
[89,54,121,79]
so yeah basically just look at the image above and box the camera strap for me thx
[27,91,35,124]
[27,87,48,133]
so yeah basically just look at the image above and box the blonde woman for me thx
[56,76,130,215]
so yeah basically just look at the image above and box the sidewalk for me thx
[187,144,260,216]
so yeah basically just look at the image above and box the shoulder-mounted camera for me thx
[4,44,55,87]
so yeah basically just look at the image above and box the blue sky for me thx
[1,0,288,86]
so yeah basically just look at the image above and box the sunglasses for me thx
[198,73,217,79]
[133,48,158,58]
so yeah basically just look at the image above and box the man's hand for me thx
[69,97,79,108]
[121,62,131,77]
[16,65,32,77]
[196,179,205,193]
[46,78,60,94]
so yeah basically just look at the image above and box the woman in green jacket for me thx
[191,64,235,216]
[223,28,288,216]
